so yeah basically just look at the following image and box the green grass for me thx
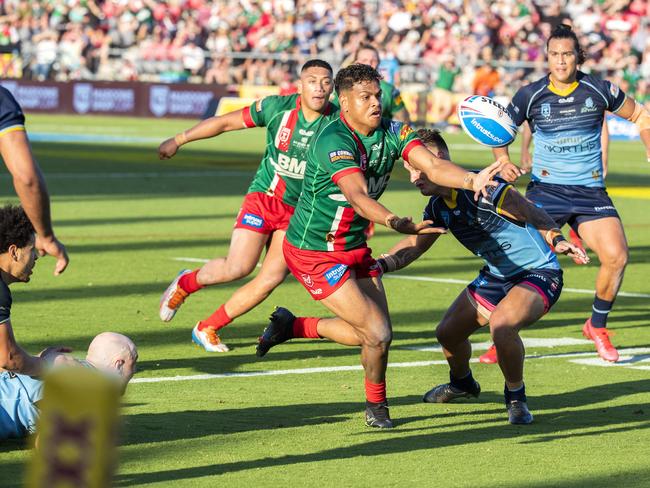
[1,114,650,487]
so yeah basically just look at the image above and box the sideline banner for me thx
[0,80,229,118]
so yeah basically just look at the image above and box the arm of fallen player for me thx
[492,145,523,182]
[554,240,590,264]
[472,161,502,200]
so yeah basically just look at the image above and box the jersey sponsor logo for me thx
[594,205,616,211]
[389,120,401,134]
[255,99,263,112]
[399,124,414,141]
[328,150,355,163]
[309,288,323,295]
[558,97,574,104]
[367,174,391,197]
[581,97,598,113]
[472,276,489,287]
[242,213,264,228]
[541,103,551,118]
[541,140,599,154]
[273,154,307,178]
[298,129,314,137]
[371,142,383,151]
[324,264,348,286]
[609,83,620,98]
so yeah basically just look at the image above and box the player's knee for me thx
[226,260,257,280]
[490,318,518,343]
[599,249,628,272]
[363,324,392,348]
[435,323,456,348]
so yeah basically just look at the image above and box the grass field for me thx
[1,114,650,487]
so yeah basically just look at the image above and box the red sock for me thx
[178,269,204,294]
[198,305,232,332]
[292,317,321,338]
[365,378,387,404]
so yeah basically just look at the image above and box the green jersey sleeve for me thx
[313,130,363,185]
[386,120,424,163]
[242,94,298,128]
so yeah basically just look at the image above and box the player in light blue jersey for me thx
[377,129,587,424]
[494,24,650,363]
[0,332,137,440]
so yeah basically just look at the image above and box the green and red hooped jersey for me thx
[286,115,423,251]
[241,94,339,207]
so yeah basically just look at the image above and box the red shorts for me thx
[234,192,294,234]
[283,239,381,300]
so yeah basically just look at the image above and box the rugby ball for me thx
[457,96,517,147]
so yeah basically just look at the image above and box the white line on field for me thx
[131,347,650,384]
[171,257,650,299]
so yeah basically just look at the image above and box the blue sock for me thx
[450,370,476,391]
[591,295,614,328]
[504,383,527,403]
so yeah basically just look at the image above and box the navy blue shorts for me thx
[526,181,620,231]
[467,267,563,314]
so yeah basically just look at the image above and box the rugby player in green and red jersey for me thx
[158,60,338,352]
[256,64,500,428]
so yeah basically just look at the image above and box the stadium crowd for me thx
[0,0,648,101]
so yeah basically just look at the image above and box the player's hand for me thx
[472,161,501,200]
[39,346,73,363]
[158,138,179,159]
[392,217,446,235]
[35,234,69,275]
[555,241,590,264]
[519,151,533,174]
[499,160,525,182]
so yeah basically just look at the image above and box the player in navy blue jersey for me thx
[377,129,587,424]
[494,24,650,363]
[0,86,68,275]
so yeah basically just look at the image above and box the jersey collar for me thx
[442,189,458,209]
[547,75,579,97]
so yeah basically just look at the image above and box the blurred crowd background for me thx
[0,0,648,104]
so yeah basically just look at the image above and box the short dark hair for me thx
[0,204,35,253]
[335,63,382,94]
[547,24,586,65]
[417,129,450,157]
[301,59,333,74]
[354,44,379,60]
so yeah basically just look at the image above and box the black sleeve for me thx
[0,280,12,325]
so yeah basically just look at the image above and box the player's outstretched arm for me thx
[497,186,589,264]
[0,130,69,275]
[614,97,650,162]
[492,144,524,182]
[158,109,248,159]
[376,234,439,273]
[0,320,45,376]
[408,145,500,199]
[519,121,533,173]
[336,172,446,235]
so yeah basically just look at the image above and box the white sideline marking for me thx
[405,337,593,352]
[131,347,650,385]
[570,354,650,371]
[171,257,650,299]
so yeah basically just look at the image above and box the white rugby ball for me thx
[457,96,517,147]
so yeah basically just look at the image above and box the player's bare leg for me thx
[435,291,487,377]
[320,276,392,384]
[160,228,269,323]
[423,291,484,404]
[216,231,289,320]
[576,217,628,361]
[197,228,270,285]
[193,230,290,352]
[489,285,546,424]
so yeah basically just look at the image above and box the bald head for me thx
[86,332,138,391]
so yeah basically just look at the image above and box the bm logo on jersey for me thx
[541,103,551,118]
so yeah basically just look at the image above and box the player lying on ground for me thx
[494,24,650,362]
[0,204,71,377]
[158,60,339,352]
[255,64,501,429]
[376,129,587,424]
[0,332,137,440]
